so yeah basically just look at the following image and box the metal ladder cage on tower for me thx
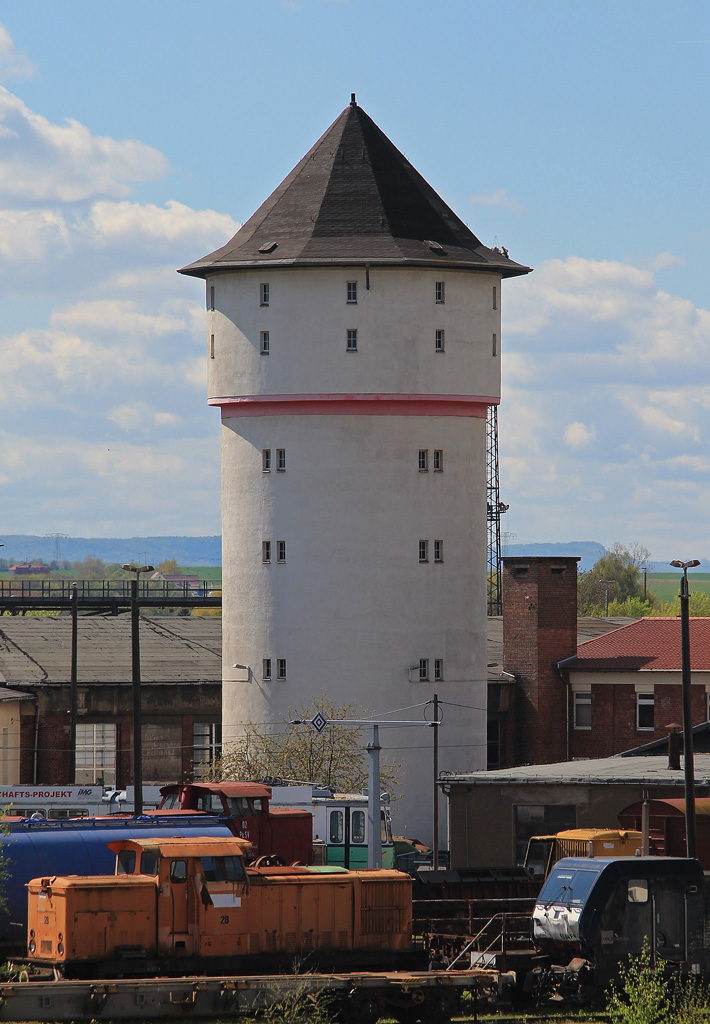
[486,406,508,616]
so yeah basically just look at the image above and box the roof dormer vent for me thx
[425,239,447,254]
[258,241,278,254]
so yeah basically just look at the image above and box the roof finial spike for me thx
[350,93,356,107]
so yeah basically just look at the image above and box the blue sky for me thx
[1,1,709,558]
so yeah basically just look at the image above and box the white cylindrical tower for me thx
[180,98,530,841]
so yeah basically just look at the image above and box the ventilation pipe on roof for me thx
[668,726,682,771]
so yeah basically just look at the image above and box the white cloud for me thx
[0,86,168,203]
[564,422,596,448]
[469,188,525,213]
[88,199,238,246]
[50,299,186,337]
[0,25,34,82]
[106,403,182,430]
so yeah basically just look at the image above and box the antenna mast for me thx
[486,406,508,616]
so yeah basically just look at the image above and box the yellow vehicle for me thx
[524,828,644,880]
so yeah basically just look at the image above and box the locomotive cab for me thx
[532,856,707,989]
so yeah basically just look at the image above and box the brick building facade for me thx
[0,616,222,787]
[493,556,710,768]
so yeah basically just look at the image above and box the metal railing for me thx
[0,578,222,612]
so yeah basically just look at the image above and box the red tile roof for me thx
[573,617,710,671]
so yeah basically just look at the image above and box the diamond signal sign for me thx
[311,712,328,733]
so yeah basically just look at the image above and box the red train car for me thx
[618,797,710,867]
[157,782,313,864]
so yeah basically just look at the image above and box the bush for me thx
[607,940,710,1024]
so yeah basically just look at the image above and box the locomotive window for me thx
[161,794,179,809]
[352,811,365,843]
[201,856,246,882]
[628,879,649,903]
[117,850,136,875]
[252,799,263,815]
[170,860,187,883]
[226,798,251,818]
[140,851,158,875]
[540,867,598,907]
[330,810,344,844]
[197,794,224,814]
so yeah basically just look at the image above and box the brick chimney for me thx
[502,556,580,766]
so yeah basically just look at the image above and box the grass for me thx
[648,572,710,604]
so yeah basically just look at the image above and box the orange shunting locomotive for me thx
[26,836,414,977]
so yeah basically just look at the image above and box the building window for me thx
[637,691,654,731]
[276,449,286,472]
[435,281,445,304]
[492,285,497,310]
[209,334,215,359]
[492,333,497,356]
[263,658,272,681]
[434,540,443,562]
[573,691,592,730]
[75,723,116,786]
[208,285,214,311]
[262,541,271,563]
[260,330,270,355]
[277,540,286,563]
[418,449,428,472]
[347,281,358,304]
[346,328,358,351]
[419,658,429,681]
[193,722,222,778]
[433,450,443,472]
[260,282,269,306]
[435,329,445,352]
[434,659,443,681]
[277,658,287,680]
[262,449,271,472]
[419,540,429,563]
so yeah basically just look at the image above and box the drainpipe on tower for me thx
[556,655,579,762]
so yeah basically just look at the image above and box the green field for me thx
[649,572,710,603]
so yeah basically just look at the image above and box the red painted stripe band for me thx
[212,393,498,419]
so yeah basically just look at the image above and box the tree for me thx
[578,542,651,616]
[158,558,180,575]
[70,556,106,579]
[205,695,400,797]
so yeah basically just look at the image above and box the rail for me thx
[0,579,222,613]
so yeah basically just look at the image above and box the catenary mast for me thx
[180,97,530,841]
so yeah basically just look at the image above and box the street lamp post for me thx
[122,563,154,816]
[599,579,616,617]
[670,557,701,859]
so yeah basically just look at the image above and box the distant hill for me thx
[503,541,605,572]
[1,536,222,567]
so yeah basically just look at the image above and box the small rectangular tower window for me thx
[260,331,270,355]
[262,449,271,472]
[434,659,444,682]
[263,658,272,681]
[346,329,358,351]
[277,659,287,680]
[418,450,429,472]
[260,283,270,306]
[262,541,271,563]
[434,540,443,562]
[433,450,443,472]
[208,285,215,311]
[419,659,429,682]
[276,449,286,472]
[277,540,286,563]
[347,281,358,304]
[435,281,445,304]
[492,285,497,310]
[209,334,215,359]
[419,540,429,563]
[435,329,445,352]
[492,333,497,357]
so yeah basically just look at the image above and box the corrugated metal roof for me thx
[0,616,221,685]
[180,100,531,279]
[573,617,710,671]
[444,753,710,787]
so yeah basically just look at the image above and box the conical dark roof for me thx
[180,98,530,279]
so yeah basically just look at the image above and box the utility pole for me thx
[671,558,700,859]
[122,563,154,816]
[69,584,78,782]
[433,693,440,869]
